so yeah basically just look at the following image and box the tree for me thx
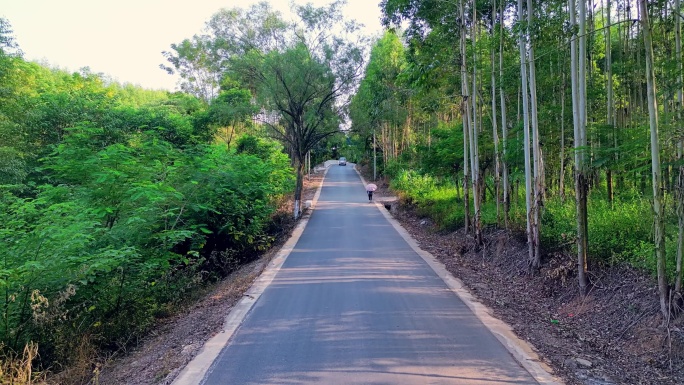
[244,44,343,217]
[227,1,365,218]
[164,2,365,219]
[206,86,258,147]
[0,18,19,55]
[499,0,510,227]
[491,0,502,226]
[639,0,668,319]
[161,35,221,102]
[518,0,535,266]
[675,0,684,296]
[569,0,589,296]
[526,0,543,269]
[349,31,407,177]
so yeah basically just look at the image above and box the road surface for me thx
[200,164,544,385]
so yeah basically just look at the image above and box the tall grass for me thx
[0,343,47,385]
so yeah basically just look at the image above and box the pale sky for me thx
[0,0,383,91]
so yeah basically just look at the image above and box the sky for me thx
[0,0,384,91]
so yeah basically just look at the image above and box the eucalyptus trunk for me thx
[491,0,501,227]
[527,0,542,268]
[639,0,669,320]
[373,129,377,181]
[570,0,589,296]
[675,0,684,294]
[518,0,534,263]
[500,0,509,227]
[606,0,615,204]
[460,0,471,233]
[472,0,482,245]
[560,69,566,203]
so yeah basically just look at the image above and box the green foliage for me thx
[391,169,464,230]
[0,50,296,371]
[0,128,294,364]
[161,35,221,102]
[541,195,653,264]
[417,124,465,178]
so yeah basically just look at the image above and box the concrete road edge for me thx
[171,165,331,385]
[355,167,563,385]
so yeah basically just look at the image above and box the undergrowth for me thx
[0,343,47,385]
[389,168,679,279]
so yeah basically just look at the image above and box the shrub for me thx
[0,129,294,370]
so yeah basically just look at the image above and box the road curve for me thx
[194,164,552,385]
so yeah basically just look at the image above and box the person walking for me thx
[366,183,377,201]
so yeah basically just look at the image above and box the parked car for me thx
[338,157,347,166]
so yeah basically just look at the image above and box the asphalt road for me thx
[201,164,540,385]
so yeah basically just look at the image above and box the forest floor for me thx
[90,163,684,385]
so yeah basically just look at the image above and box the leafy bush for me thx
[541,195,653,263]
[0,128,293,367]
[391,169,467,230]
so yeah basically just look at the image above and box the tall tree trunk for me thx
[639,0,669,320]
[570,0,589,296]
[527,0,542,268]
[460,0,471,233]
[294,159,304,219]
[606,0,615,204]
[373,129,377,181]
[518,0,534,263]
[472,0,482,245]
[491,0,501,227]
[500,0,509,227]
[675,0,684,294]
[560,69,566,203]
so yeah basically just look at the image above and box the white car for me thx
[338,157,347,166]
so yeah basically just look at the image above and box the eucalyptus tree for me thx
[639,0,668,319]
[517,0,535,266]
[470,0,482,244]
[604,0,616,203]
[460,0,472,233]
[498,0,510,227]
[491,0,501,226]
[526,0,543,268]
[675,0,684,295]
[348,31,407,169]
[568,0,589,296]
